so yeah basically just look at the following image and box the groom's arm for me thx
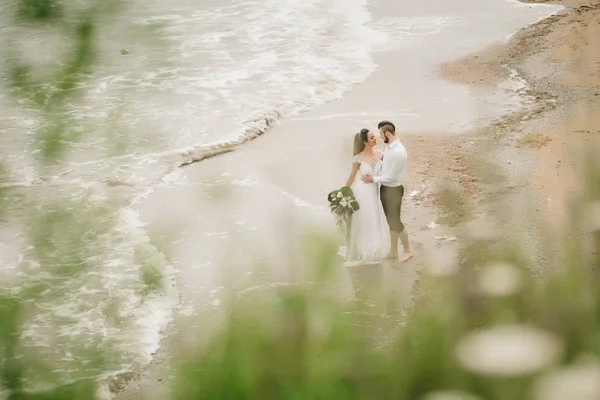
[373,151,404,185]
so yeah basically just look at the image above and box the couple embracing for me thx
[344,121,412,267]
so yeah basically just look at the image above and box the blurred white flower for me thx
[476,262,522,297]
[337,192,343,199]
[421,390,482,400]
[532,361,600,400]
[455,324,562,377]
[583,201,600,232]
[425,248,460,277]
[427,262,460,277]
[340,200,348,208]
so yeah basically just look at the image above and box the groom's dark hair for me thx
[380,124,395,136]
[378,120,395,131]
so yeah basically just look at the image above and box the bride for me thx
[343,128,390,266]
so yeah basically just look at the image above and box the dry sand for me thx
[115,0,600,397]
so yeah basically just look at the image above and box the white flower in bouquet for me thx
[337,192,343,199]
[340,200,348,208]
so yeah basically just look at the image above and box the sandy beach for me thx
[439,0,600,259]
[111,0,600,397]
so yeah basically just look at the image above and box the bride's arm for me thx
[345,161,360,187]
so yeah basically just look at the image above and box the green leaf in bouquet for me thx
[327,190,339,203]
[339,186,354,197]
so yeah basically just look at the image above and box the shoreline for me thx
[112,0,587,398]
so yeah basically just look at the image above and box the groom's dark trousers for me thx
[380,185,405,233]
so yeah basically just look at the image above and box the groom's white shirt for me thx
[373,138,406,187]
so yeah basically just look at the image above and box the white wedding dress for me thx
[344,153,390,267]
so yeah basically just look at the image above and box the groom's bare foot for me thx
[398,252,413,263]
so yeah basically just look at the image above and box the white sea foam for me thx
[16,199,176,378]
[3,0,392,188]
[50,0,388,173]
[374,16,459,52]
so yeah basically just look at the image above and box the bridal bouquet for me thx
[327,186,360,238]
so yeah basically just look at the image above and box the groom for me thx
[362,121,412,263]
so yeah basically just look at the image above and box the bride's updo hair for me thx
[353,128,369,155]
